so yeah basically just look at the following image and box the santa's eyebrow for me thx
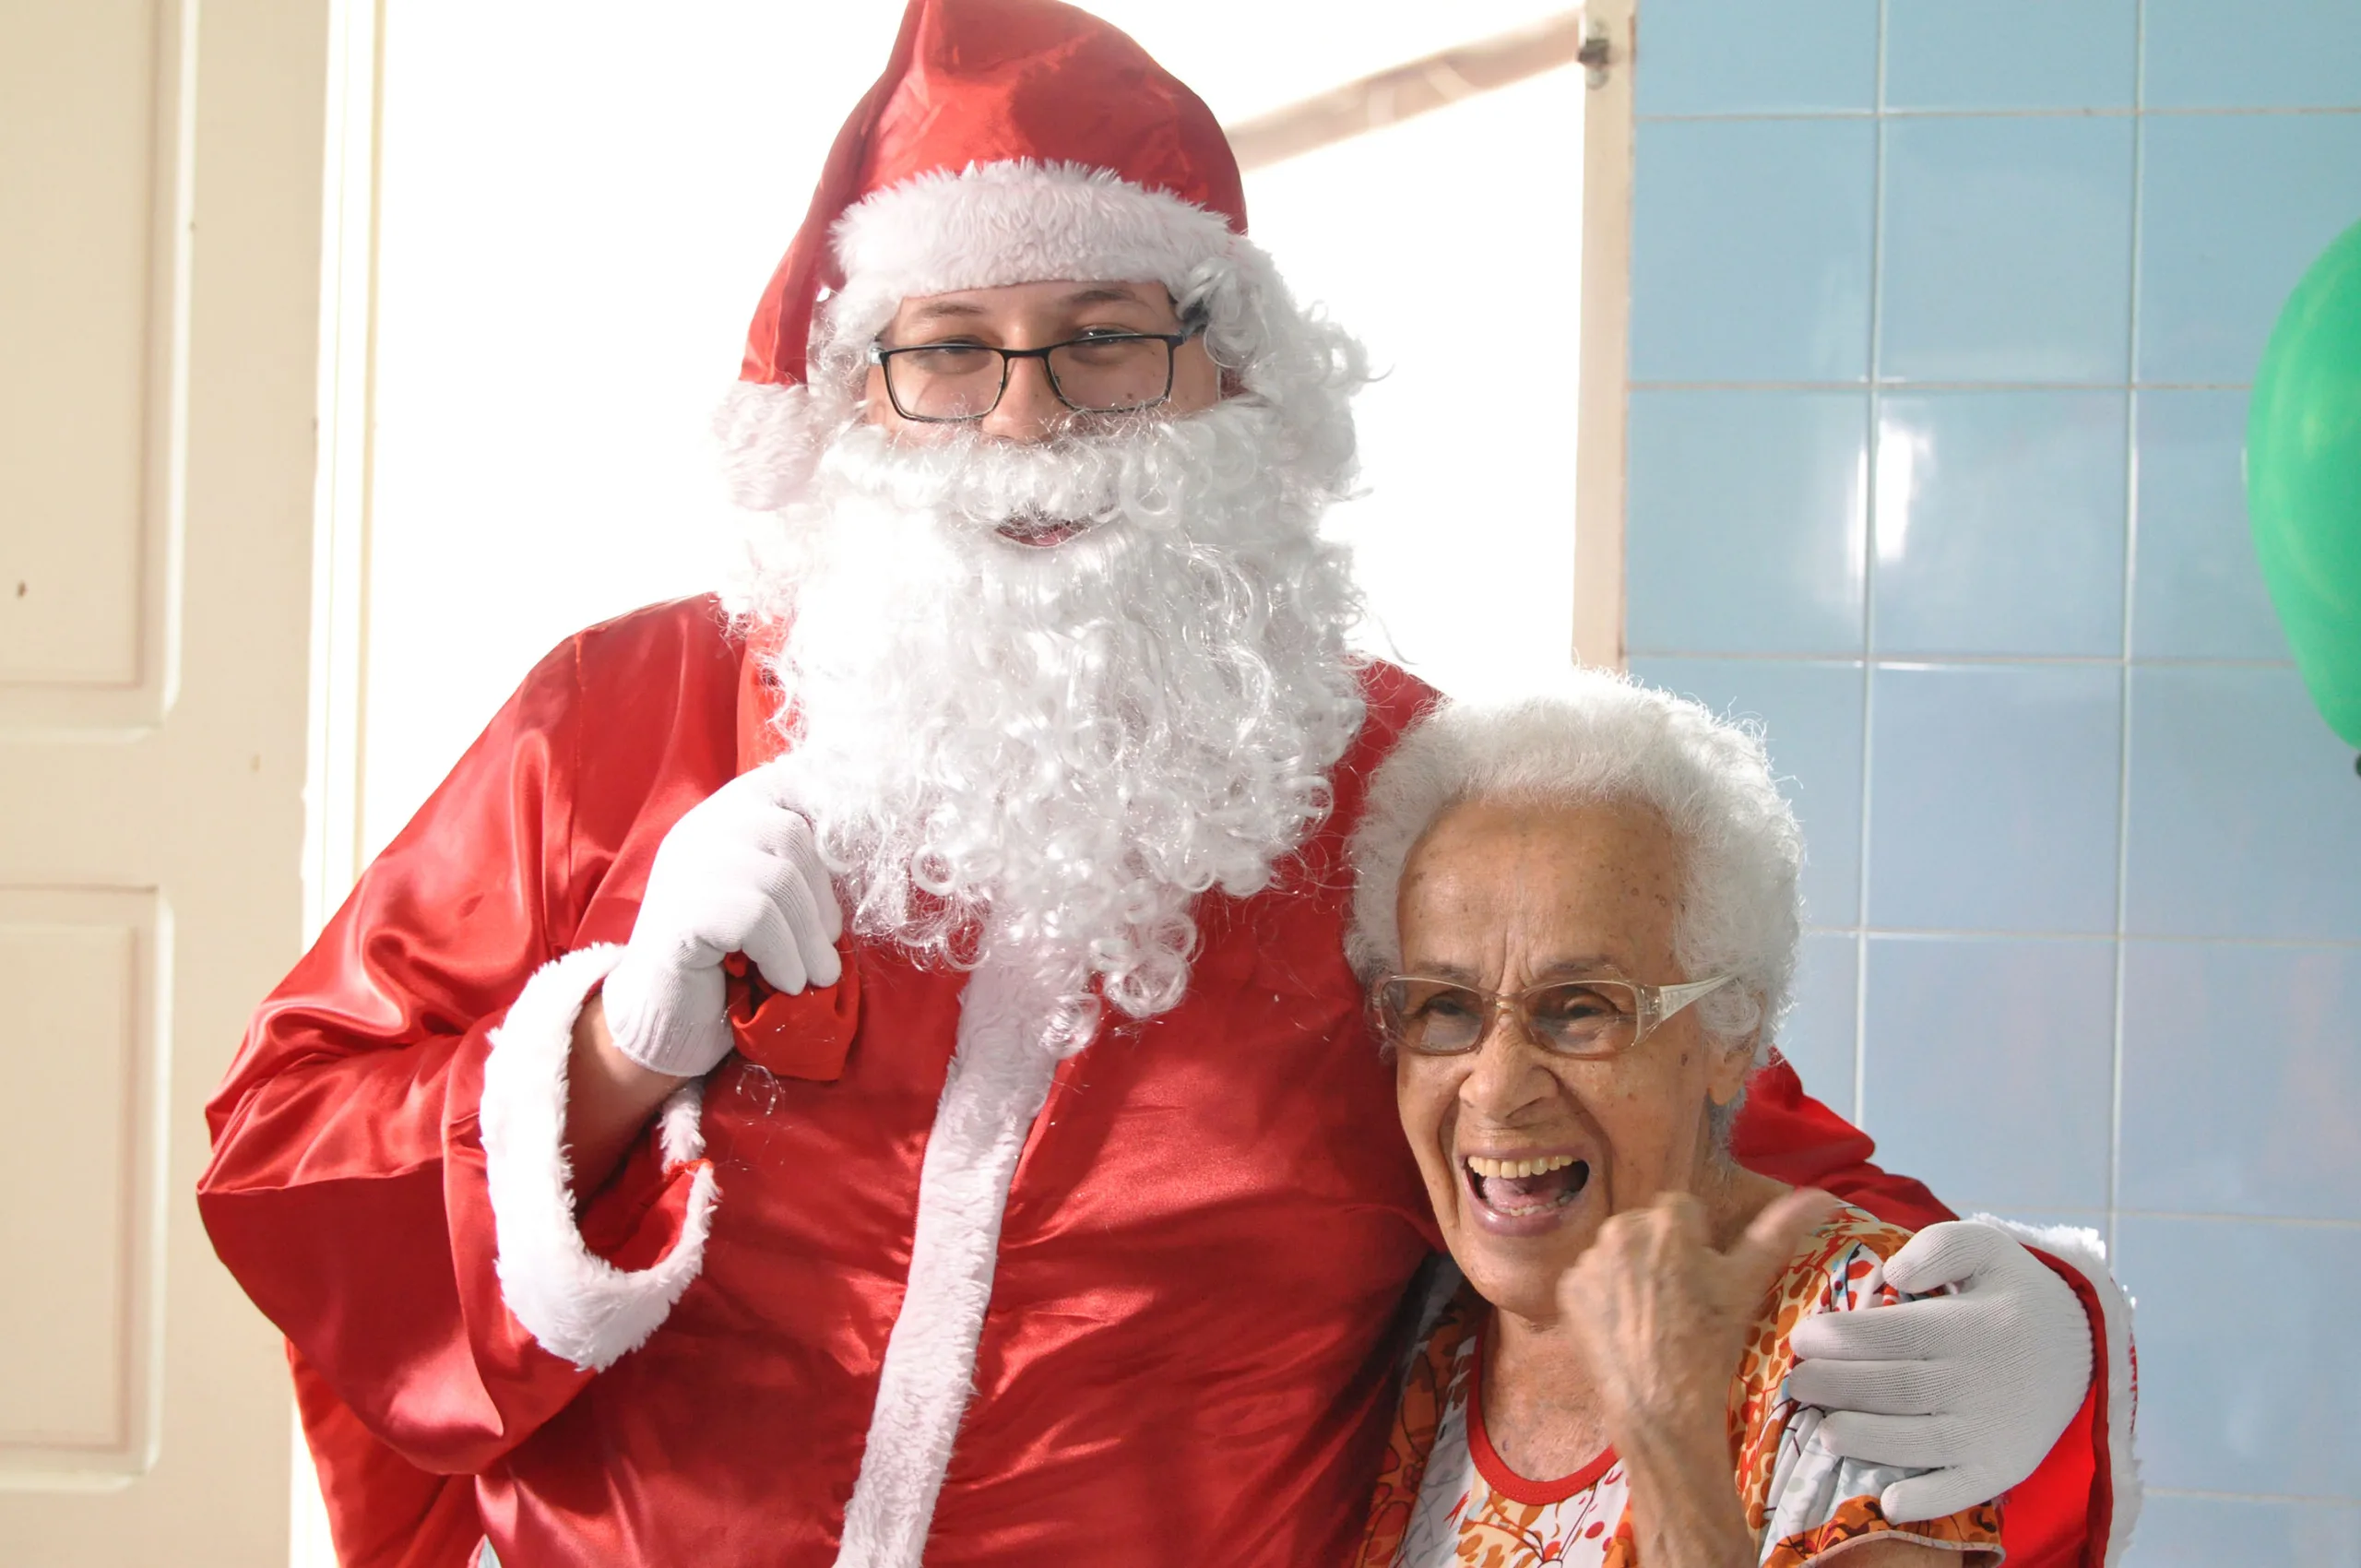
[902,299,991,323]
[1055,285,1158,308]
[902,286,1159,325]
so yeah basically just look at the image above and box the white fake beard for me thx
[757,399,1366,1033]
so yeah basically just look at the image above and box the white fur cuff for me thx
[481,944,719,1372]
[1976,1215,2142,1565]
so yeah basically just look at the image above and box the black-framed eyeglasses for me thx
[1370,973,1734,1060]
[866,326,1204,422]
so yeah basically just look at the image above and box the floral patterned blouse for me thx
[1355,1206,2006,1568]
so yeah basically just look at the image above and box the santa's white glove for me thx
[600,765,843,1077]
[1785,1219,2092,1523]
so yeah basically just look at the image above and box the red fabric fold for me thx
[724,947,862,1082]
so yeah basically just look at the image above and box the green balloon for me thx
[2248,216,2361,749]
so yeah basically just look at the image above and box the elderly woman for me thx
[1347,677,2004,1568]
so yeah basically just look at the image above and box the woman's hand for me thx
[1560,1186,1838,1431]
[1558,1186,1839,1567]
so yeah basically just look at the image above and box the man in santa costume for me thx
[199,3,2138,1564]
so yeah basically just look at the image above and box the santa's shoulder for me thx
[1348,657,1443,756]
[544,594,745,705]
[486,596,745,776]
[1327,659,1443,833]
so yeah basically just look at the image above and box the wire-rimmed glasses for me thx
[866,327,1204,422]
[1370,972,1735,1059]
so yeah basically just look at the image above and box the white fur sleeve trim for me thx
[1974,1215,2142,1565]
[481,943,718,1373]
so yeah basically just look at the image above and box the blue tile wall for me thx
[2132,390,2293,660]
[1633,0,1879,117]
[1885,0,2137,112]
[2119,941,2361,1222]
[2128,1495,2361,1568]
[1627,2,2361,1539]
[1631,119,1877,382]
[1626,392,1869,655]
[1867,663,2123,932]
[2118,1215,2361,1498]
[1783,931,1861,1114]
[2138,114,2361,385]
[1872,390,2129,658]
[1860,934,2118,1214]
[2144,0,2361,110]
[2126,665,2361,943]
[1880,115,2137,383]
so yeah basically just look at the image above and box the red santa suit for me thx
[197,4,2137,1565]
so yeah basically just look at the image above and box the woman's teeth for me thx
[1465,1153,1581,1180]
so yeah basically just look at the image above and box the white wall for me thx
[360,0,1580,855]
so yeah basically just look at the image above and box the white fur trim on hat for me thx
[481,943,719,1373]
[716,379,828,512]
[825,160,1238,350]
[1975,1215,2142,1565]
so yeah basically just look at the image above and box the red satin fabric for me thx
[742,0,1243,385]
[198,596,2111,1565]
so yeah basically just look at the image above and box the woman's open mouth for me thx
[1461,1151,1592,1235]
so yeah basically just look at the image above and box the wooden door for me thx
[0,0,330,1560]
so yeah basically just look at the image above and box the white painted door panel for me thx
[0,0,327,1560]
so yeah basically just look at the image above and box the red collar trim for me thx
[1466,1314,1619,1506]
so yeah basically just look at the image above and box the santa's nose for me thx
[979,354,1070,443]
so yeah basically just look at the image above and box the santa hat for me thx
[717,0,1255,510]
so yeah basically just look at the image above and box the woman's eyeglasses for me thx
[1370,972,1734,1058]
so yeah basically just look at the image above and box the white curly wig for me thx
[1346,671,1806,1068]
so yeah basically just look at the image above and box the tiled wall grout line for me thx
[2116,1208,2361,1229]
[2106,0,2153,1267]
[1850,0,1893,1134]
[1635,104,2361,125]
[1957,1208,2361,1232]
[1629,651,2299,671]
[1630,379,2254,392]
[1801,925,2361,950]
[2144,1486,2361,1507]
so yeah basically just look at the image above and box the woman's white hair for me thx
[1346,670,1804,1066]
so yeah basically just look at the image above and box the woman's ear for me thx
[1704,1028,1760,1108]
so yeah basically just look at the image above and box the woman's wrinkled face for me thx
[1392,798,1752,1324]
